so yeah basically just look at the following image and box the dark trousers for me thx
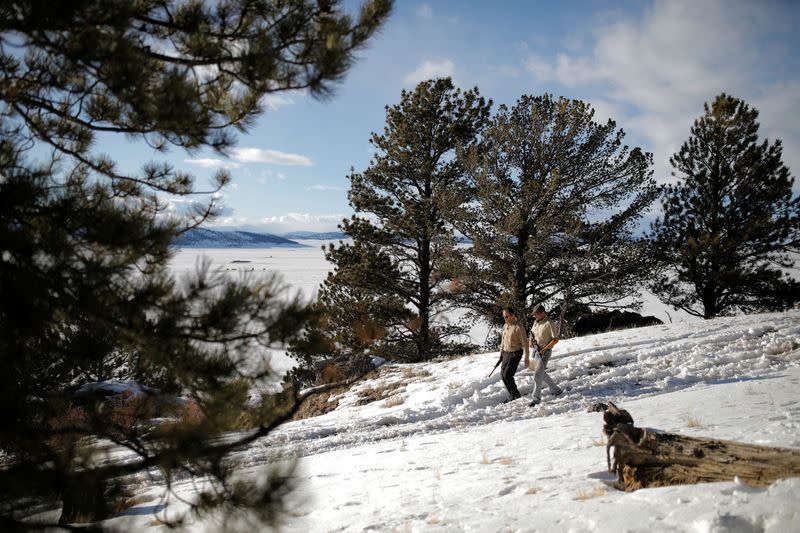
[500,349,523,399]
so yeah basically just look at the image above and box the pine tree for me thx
[310,78,491,365]
[0,0,391,527]
[453,94,657,335]
[288,239,413,385]
[649,93,800,319]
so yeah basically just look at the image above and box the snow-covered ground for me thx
[100,248,800,531]
[169,241,333,300]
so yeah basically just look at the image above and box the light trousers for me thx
[531,349,560,400]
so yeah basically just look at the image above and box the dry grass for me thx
[479,451,513,465]
[447,380,464,390]
[574,486,605,500]
[111,494,150,516]
[526,486,540,495]
[686,413,702,428]
[357,380,405,405]
[400,367,432,380]
[427,515,441,525]
[383,395,405,408]
[455,420,471,433]
[591,436,606,447]
[433,466,442,480]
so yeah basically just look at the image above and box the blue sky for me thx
[110,0,800,233]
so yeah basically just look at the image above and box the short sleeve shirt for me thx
[500,321,528,353]
[532,316,558,351]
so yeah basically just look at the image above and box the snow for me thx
[168,240,340,302]
[86,248,800,531]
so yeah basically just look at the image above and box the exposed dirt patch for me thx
[356,380,406,406]
[291,385,347,421]
[292,366,384,420]
[291,364,432,419]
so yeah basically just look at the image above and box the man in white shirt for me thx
[527,304,563,406]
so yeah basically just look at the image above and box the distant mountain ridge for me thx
[173,228,466,247]
[280,231,348,240]
[172,228,306,248]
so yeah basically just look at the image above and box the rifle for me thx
[488,355,502,377]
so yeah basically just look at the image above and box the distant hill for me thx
[280,231,472,243]
[280,231,349,240]
[172,228,306,248]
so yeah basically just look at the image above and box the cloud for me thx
[587,98,624,127]
[183,158,241,169]
[752,80,800,183]
[416,4,432,19]
[260,89,305,110]
[522,0,797,184]
[257,213,346,232]
[495,64,521,79]
[526,0,773,112]
[164,196,234,217]
[207,214,344,233]
[403,59,455,86]
[524,55,553,81]
[253,169,287,184]
[185,148,313,170]
[231,147,313,166]
[305,185,345,192]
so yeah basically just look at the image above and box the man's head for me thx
[502,307,516,324]
[531,303,546,320]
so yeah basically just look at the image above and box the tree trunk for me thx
[58,471,112,524]
[601,402,800,491]
[417,236,431,361]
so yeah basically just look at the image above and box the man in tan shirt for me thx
[499,307,529,402]
[527,303,563,406]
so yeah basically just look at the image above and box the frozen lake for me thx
[169,241,697,335]
[169,240,335,301]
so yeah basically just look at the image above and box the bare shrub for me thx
[320,363,347,384]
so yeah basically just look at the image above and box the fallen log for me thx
[600,402,800,491]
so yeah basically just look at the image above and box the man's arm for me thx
[541,322,558,352]
[541,337,558,352]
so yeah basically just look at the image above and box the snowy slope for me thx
[106,309,800,532]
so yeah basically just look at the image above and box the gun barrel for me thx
[488,357,502,377]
